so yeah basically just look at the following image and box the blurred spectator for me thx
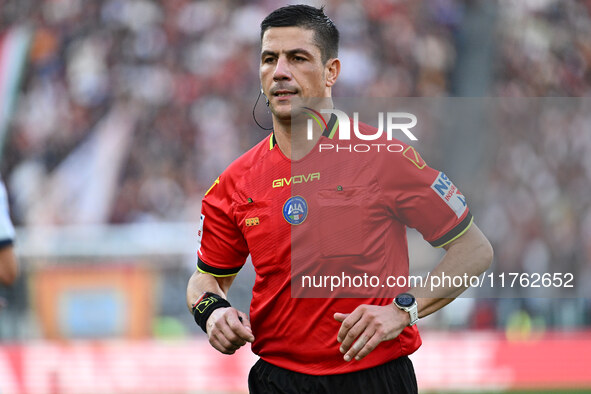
[2,0,463,227]
[0,178,17,285]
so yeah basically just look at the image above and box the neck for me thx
[272,97,334,160]
[273,116,326,160]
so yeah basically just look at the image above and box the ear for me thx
[325,58,340,87]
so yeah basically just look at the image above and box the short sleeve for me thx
[0,180,15,247]
[197,175,249,276]
[378,146,473,248]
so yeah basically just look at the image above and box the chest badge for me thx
[282,196,308,225]
[245,217,260,227]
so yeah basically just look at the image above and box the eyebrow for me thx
[261,48,315,59]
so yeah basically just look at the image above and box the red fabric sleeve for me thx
[197,174,249,276]
[377,145,473,247]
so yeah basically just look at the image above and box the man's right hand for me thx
[206,307,255,354]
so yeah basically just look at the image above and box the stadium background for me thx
[1,0,591,392]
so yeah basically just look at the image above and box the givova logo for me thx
[431,172,467,218]
[303,107,418,153]
[272,172,320,188]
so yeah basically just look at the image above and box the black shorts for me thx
[248,356,418,394]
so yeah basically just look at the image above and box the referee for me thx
[186,5,493,393]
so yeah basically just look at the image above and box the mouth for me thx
[272,89,298,100]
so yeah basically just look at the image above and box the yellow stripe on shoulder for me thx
[205,177,220,196]
[403,146,426,169]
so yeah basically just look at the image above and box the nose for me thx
[273,56,291,81]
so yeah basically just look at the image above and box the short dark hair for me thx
[260,5,339,63]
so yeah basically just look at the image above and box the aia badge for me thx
[430,172,467,218]
[283,196,308,225]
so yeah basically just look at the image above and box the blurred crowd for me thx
[1,0,591,334]
[479,0,591,328]
[1,0,462,226]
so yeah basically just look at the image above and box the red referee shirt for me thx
[197,119,472,375]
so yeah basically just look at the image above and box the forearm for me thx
[412,224,493,319]
[186,270,233,311]
[0,246,18,286]
[186,268,254,352]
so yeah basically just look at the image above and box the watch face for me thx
[396,293,415,307]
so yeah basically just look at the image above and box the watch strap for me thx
[394,293,419,326]
[406,303,419,326]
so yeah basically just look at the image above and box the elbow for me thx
[479,238,494,274]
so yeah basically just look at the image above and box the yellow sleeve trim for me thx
[435,216,474,248]
[197,266,241,278]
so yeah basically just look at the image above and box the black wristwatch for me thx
[393,293,419,326]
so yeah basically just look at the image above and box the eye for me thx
[263,57,275,64]
[294,56,306,62]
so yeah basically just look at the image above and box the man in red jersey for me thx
[186,5,493,393]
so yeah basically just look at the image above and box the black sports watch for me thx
[393,293,419,326]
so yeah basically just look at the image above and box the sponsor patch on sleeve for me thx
[197,214,205,247]
[430,172,467,218]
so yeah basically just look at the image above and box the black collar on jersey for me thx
[270,113,338,148]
